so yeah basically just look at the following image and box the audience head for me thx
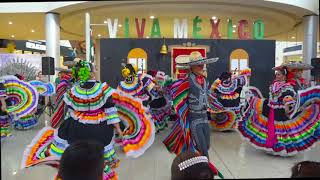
[58,140,105,180]
[291,161,320,178]
[219,72,232,84]
[171,151,217,180]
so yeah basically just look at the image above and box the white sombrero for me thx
[175,51,219,66]
[272,61,313,71]
[63,57,81,67]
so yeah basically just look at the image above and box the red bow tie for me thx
[196,75,205,87]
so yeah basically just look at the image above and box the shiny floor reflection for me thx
[1,116,320,180]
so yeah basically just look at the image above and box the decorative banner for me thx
[101,17,265,39]
[193,16,202,39]
[253,19,265,40]
[174,18,188,38]
[238,19,249,39]
[151,18,161,38]
[210,19,221,39]
[106,18,119,38]
[227,18,233,39]
[124,17,130,38]
[135,18,146,38]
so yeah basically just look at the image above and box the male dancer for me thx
[163,51,219,158]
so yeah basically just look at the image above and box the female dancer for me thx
[0,75,39,140]
[208,69,251,131]
[238,67,320,156]
[147,70,172,132]
[22,60,155,180]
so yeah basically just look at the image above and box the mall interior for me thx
[0,1,320,180]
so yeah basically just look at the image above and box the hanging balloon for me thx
[6,41,16,53]
[253,19,265,40]
[193,16,203,39]
[238,19,249,39]
[227,18,233,39]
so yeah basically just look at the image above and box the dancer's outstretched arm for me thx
[113,123,123,137]
[0,97,6,112]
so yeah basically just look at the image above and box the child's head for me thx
[58,140,105,180]
[171,151,215,180]
[291,161,320,178]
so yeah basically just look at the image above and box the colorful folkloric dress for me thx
[117,73,157,106]
[22,80,155,180]
[238,80,320,156]
[147,71,173,132]
[117,73,165,131]
[208,70,251,131]
[50,74,73,128]
[0,75,39,140]
[13,80,55,130]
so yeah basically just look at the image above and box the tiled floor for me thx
[1,115,320,180]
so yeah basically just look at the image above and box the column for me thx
[85,13,90,62]
[45,12,60,78]
[302,15,318,82]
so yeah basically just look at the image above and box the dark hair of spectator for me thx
[291,161,320,178]
[171,151,214,180]
[58,140,105,180]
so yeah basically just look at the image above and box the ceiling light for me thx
[232,30,236,33]
[150,16,155,19]
[118,24,122,27]
[31,29,35,33]
[104,20,107,24]
[233,25,236,28]
[291,36,295,39]
[211,16,217,20]
[98,34,101,37]
[8,21,12,25]
[11,35,15,38]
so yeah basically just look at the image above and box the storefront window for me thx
[127,48,148,74]
[229,49,249,75]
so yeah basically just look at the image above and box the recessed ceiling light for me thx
[233,25,236,28]
[211,16,217,20]
[11,35,15,38]
[232,30,236,33]
[31,29,35,33]
[104,20,107,24]
[150,16,155,19]
[98,34,101,37]
[118,24,122,27]
[8,21,12,25]
[291,36,295,39]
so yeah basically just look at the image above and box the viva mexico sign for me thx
[103,16,265,39]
